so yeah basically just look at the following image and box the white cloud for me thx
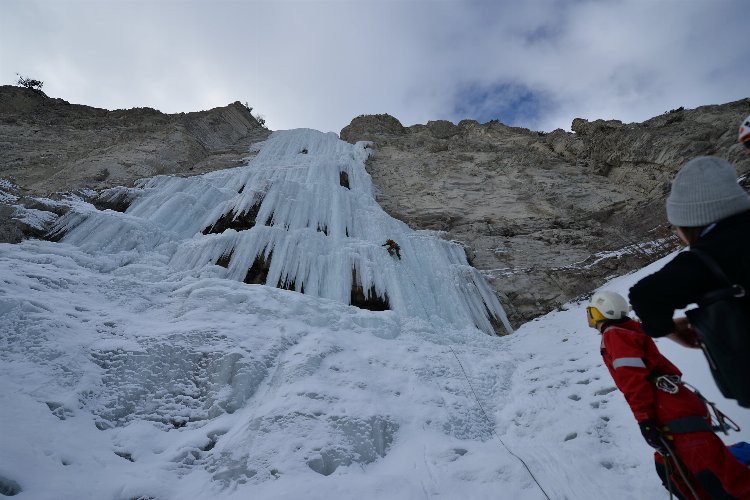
[1,0,747,134]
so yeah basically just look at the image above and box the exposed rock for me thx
[426,120,460,139]
[3,83,749,328]
[342,99,750,326]
[339,113,406,143]
[0,85,270,197]
[0,204,24,243]
[571,118,625,135]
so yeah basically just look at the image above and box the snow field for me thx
[0,238,535,499]
[1,236,686,500]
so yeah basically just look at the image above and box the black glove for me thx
[639,419,667,453]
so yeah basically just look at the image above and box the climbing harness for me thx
[648,375,741,434]
[654,381,742,499]
[448,345,552,500]
[663,415,713,435]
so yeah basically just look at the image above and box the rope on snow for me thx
[448,345,552,500]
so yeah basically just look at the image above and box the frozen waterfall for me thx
[53,129,512,335]
[2,129,715,500]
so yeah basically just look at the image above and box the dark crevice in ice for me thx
[339,171,350,189]
[244,250,272,285]
[485,307,510,336]
[203,201,268,235]
[277,277,304,294]
[92,189,135,213]
[350,269,389,311]
[215,251,232,268]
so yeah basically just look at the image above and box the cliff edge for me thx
[0,85,270,196]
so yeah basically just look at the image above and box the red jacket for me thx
[602,320,750,499]
[600,319,708,424]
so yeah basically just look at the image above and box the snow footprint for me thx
[0,475,21,496]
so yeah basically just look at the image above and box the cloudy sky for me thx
[2,0,748,133]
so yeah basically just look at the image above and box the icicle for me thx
[59,129,512,335]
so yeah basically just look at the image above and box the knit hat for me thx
[666,156,750,227]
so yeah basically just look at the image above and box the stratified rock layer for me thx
[342,100,750,325]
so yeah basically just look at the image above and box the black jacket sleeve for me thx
[628,251,714,338]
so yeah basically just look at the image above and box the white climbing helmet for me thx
[587,291,630,321]
[739,114,750,147]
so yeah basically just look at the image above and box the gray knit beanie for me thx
[666,156,750,227]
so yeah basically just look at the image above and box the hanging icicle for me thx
[56,129,513,334]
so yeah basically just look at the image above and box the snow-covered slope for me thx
[1,130,747,500]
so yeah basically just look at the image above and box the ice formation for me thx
[54,129,512,334]
[3,129,745,498]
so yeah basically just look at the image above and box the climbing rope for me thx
[448,345,552,500]
[664,456,675,499]
[660,438,701,500]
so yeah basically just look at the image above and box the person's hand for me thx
[666,331,700,348]
[667,317,700,348]
[639,419,668,454]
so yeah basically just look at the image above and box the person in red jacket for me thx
[588,290,750,499]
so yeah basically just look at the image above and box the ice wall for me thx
[55,129,512,334]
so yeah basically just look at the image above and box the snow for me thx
[0,179,18,203]
[0,179,99,236]
[11,207,58,230]
[1,129,748,499]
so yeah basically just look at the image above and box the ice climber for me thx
[628,156,750,403]
[383,239,401,259]
[587,290,750,499]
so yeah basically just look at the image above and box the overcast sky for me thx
[2,0,748,133]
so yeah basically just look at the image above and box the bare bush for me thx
[16,74,44,90]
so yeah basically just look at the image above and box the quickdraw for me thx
[654,374,681,395]
[683,382,741,435]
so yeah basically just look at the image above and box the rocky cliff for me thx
[0,85,270,242]
[2,84,749,329]
[0,86,270,195]
[341,101,750,327]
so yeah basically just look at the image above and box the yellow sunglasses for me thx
[586,306,606,325]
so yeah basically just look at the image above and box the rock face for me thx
[0,85,270,243]
[341,100,750,327]
[0,85,270,195]
[2,84,749,329]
